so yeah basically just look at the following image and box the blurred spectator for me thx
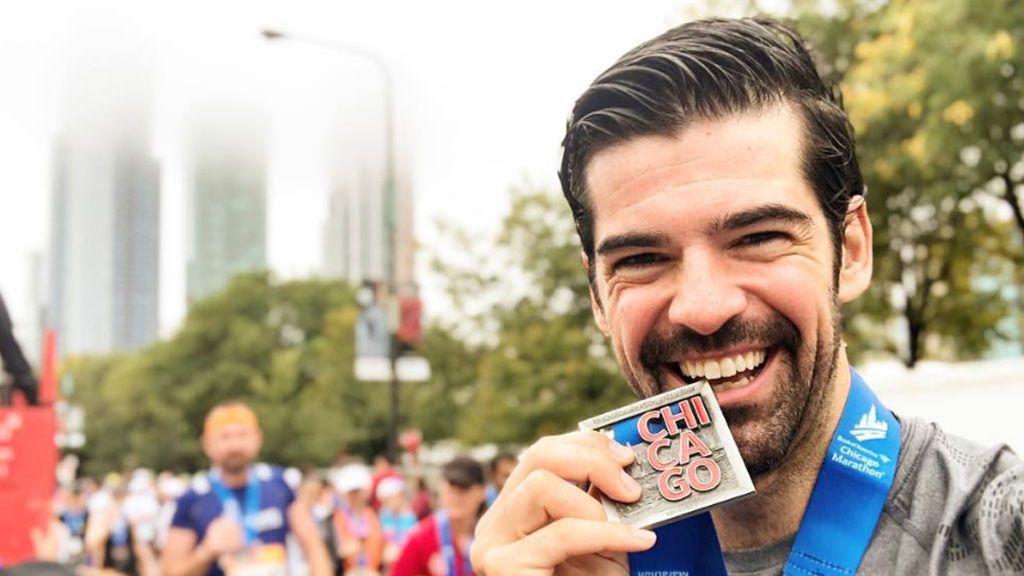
[484,452,517,507]
[161,402,331,576]
[368,455,401,511]
[30,503,72,566]
[376,477,417,570]
[58,483,89,563]
[87,474,120,517]
[288,471,344,573]
[409,477,432,521]
[155,472,188,552]
[82,483,158,575]
[123,470,160,552]
[330,464,383,575]
[390,456,485,576]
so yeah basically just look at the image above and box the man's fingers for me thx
[486,469,607,537]
[526,519,656,565]
[477,519,655,574]
[502,432,640,504]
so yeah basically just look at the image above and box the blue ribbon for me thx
[436,510,473,576]
[783,369,900,575]
[209,466,263,546]
[627,369,900,575]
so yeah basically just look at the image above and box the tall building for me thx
[322,110,415,288]
[323,169,386,282]
[48,57,160,356]
[185,102,268,304]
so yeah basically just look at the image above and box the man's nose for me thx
[666,251,747,336]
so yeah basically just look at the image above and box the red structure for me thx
[0,328,58,566]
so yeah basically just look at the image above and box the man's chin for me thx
[726,411,795,479]
[219,458,252,475]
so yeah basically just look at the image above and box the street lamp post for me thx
[262,29,402,461]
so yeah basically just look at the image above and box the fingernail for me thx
[609,441,635,462]
[620,469,641,496]
[631,527,657,546]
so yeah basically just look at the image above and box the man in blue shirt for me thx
[162,402,330,576]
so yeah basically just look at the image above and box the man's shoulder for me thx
[171,475,220,530]
[178,474,216,507]
[871,416,1024,573]
[887,416,1022,523]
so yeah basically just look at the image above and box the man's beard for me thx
[219,453,252,475]
[635,306,841,478]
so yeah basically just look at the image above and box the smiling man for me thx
[471,17,1024,576]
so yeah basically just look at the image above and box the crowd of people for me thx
[28,402,516,576]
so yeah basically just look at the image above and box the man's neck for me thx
[711,355,853,551]
[216,465,251,489]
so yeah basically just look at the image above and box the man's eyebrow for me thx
[596,232,672,256]
[708,204,814,234]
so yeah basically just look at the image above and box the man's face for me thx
[439,481,485,522]
[585,105,866,477]
[202,422,262,475]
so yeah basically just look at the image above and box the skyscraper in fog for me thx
[48,57,160,356]
[185,102,268,304]
[323,169,386,282]
[321,110,416,288]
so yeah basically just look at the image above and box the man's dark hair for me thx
[559,17,863,284]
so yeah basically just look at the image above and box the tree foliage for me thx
[785,0,1024,365]
[428,186,634,445]
[67,274,369,475]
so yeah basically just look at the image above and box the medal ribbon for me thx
[436,510,473,576]
[625,369,900,575]
[209,466,263,547]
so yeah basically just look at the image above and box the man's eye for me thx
[735,231,791,247]
[611,253,667,271]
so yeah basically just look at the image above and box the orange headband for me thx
[204,405,259,435]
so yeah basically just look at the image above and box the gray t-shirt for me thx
[724,416,1024,575]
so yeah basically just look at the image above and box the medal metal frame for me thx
[579,381,755,529]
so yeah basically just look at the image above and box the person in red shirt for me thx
[390,456,486,576]
[368,455,402,511]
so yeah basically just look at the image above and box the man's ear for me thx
[838,197,873,304]
[583,251,610,335]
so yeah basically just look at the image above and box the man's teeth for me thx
[680,350,767,381]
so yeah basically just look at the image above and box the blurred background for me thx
[0,0,1022,568]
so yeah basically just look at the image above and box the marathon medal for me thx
[579,381,754,529]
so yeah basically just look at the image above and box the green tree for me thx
[429,186,633,444]
[65,273,376,473]
[830,0,1023,365]
[761,0,1023,365]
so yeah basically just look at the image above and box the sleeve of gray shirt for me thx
[876,418,1024,575]
[724,417,1024,575]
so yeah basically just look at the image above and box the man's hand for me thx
[471,431,657,576]
[201,516,245,557]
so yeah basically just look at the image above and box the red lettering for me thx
[660,401,697,435]
[677,430,712,465]
[647,437,675,471]
[658,467,693,501]
[692,396,711,426]
[637,410,665,442]
[686,458,722,492]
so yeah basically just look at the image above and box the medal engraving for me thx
[579,381,754,529]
